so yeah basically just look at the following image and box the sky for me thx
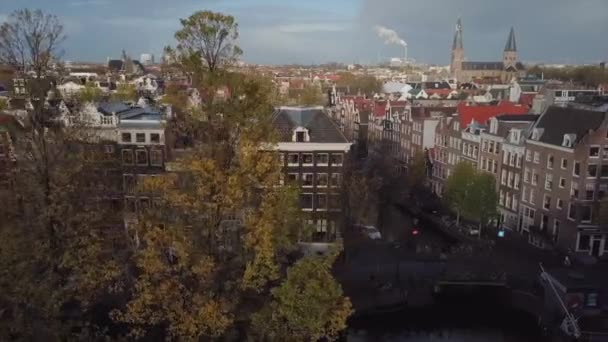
[1,0,607,65]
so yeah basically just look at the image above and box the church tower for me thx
[503,27,518,70]
[451,18,464,79]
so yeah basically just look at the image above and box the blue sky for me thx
[1,0,607,65]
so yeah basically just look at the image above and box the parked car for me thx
[354,224,382,240]
[465,224,480,236]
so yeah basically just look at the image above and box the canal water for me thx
[347,306,541,341]
[346,294,542,341]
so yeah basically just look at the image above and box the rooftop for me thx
[532,106,606,146]
[273,106,348,143]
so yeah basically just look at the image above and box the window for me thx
[585,184,595,200]
[279,153,285,165]
[602,165,608,178]
[603,147,608,159]
[543,195,551,210]
[529,189,536,204]
[302,153,313,165]
[330,173,341,187]
[330,153,343,166]
[136,133,146,143]
[499,190,505,206]
[547,155,554,169]
[316,173,328,187]
[587,164,598,178]
[150,149,163,166]
[516,154,522,168]
[136,149,148,165]
[525,150,531,162]
[556,198,563,210]
[589,146,600,157]
[317,153,328,165]
[287,173,299,183]
[316,219,327,232]
[288,153,299,166]
[524,168,530,183]
[296,131,305,142]
[122,132,132,143]
[501,169,507,185]
[150,133,160,143]
[586,293,599,308]
[508,172,514,188]
[533,152,540,164]
[557,177,565,188]
[573,161,580,177]
[302,173,313,187]
[316,193,327,210]
[104,144,114,154]
[561,158,568,169]
[568,203,577,221]
[545,174,553,190]
[123,174,135,194]
[577,234,590,251]
[514,173,520,190]
[489,141,494,154]
[122,149,134,165]
[580,205,592,222]
[571,182,579,198]
[301,193,313,210]
[532,170,538,186]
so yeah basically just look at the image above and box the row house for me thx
[368,100,410,171]
[430,101,529,195]
[273,106,352,243]
[330,94,372,156]
[520,106,608,258]
[481,115,538,230]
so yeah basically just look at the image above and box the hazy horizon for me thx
[1,0,607,66]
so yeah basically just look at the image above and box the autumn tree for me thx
[293,82,325,106]
[78,82,103,103]
[0,9,121,340]
[444,161,476,225]
[0,9,65,76]
[251,252,353,341]
[336,72,382,95]
[171,10,242,73]
[110,11,353,339]
[111,82,138,102]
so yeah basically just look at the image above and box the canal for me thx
[340,204,544,341]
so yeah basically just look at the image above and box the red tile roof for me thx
[373,101,387,117]
[519,93,536,108]
[457,101,528,127]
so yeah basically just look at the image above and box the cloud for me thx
[69,0,109,6]
[276,23,350,34]
[357,0,608,64]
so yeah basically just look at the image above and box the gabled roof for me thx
[532,106,605,146]
[457,101,529,127]
[373,101,387,117]
[273,107,347,143]
[98,102,131,115]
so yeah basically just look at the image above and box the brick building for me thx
[521,106,608,257]
[273,106,352,242]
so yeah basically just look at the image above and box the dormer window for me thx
[562,134,575,148]
[489,118,498,134]
[531,128,541,140]
[293,126,309,143]
[510,129,521,144]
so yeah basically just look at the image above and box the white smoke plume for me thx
[374,25,406,47]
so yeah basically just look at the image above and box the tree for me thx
[407,150,427,190]
[0,9,65,76]
[172,11,242,73]
[296,83,325,106]
[78,82,103,103]
[466,172,498,234]
[336,72,382,95]
[444,161,476,225]
[111,83,138,102]
[251,253,353,341]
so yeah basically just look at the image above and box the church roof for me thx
[504,27,517,52]
[452,18,463,50]
[462,61,525,71]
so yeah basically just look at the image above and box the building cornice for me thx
[526,139,574,153]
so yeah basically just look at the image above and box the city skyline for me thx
[0,0,607,65]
